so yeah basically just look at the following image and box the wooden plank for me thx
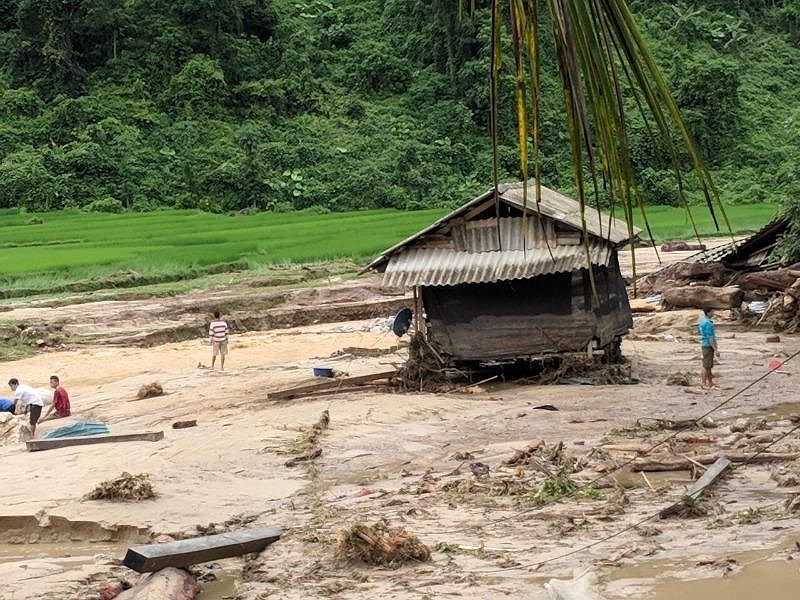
[123,526,281,573]
[659,457,730,518]
[26,431,164,452]
[267,371,396,401]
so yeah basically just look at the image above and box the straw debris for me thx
[136,382,164,399]
[335,521,431,566]
[87,472,155,501]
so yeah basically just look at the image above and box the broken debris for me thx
[335,521,431,566]
[136,382,164,400]
[87,472,155,502]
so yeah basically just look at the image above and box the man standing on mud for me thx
[698,307,720,389]
[8,378,44,437]
[209,310,229,370]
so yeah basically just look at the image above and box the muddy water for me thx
[0,540,124,564]
[605,540,800,599]
[605,467,693,489]
[0,540,243,600]
[648,558,799,599]
[199,569,239,598]
[756,401,800,420]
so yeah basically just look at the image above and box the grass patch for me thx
[0,337,36,361]
[633,203,779,240]
[0,204,778,301]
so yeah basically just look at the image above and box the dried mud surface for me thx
[1,249,798,599]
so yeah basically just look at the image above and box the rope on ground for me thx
[421,346,800,536]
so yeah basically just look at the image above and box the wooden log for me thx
[659,457,730,518]
[26,431,164,452]
[172,420,197,429]
[739,269,799,292]
[116,567,197,600]
[660,241,707,252]
[123,527,281,573]
[632,452,800,472]
[663,285,743,309]
[266,371,396,401]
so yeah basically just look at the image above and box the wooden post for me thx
[413,286,421,335]
[123,527,281,573]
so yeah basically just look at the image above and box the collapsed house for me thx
[366,182,640,366]
[637,216,800,326]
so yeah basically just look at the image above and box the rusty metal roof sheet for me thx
[364,181,638,274]
[382,239,613,287]
[500,184,634,245]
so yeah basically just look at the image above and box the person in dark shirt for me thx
[41,375,71,421]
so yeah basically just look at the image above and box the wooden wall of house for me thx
[421,254,632,362]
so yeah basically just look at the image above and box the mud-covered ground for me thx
[1,242,798,599]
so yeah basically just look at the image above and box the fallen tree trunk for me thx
[660,242,707,252]
[663,285,743,310]
[632,452,800,472]
[116,568,197,600]
[739,269,800,292]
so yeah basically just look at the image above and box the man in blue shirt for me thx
[698,307,720,389]
[0,397,16,413]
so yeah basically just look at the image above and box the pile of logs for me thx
[637,260,800,317]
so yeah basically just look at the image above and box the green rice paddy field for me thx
[0,203,780,298]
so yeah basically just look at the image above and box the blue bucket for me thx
[313,367,334,378]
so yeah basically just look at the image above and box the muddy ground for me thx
[1,240,798,599]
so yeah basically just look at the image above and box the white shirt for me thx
[14,384,44,407]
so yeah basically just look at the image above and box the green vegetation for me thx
[0,207,441,297]
[522,467,601,505]
[1,204,776,300]
[0,1,796,217]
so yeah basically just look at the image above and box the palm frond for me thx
[458,0,731,286]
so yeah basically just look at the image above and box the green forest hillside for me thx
[0,0,798,214]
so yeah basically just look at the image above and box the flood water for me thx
[756,400,800,420]
[0,540,243,600]
[648,558,799,599]
[605,540,800,599]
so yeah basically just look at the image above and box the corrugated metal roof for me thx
[364,181,638,274]
[383,239,612,287]
[500,184,633,245]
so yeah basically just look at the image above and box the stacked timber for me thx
[638,260,800,317]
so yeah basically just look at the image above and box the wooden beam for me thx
[267,371,396,401]
[123,527,282,573]
[26,431,164,452]
[659,457,731,518]
[461,198,496,222]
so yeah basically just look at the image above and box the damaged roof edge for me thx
[361,181,639,274]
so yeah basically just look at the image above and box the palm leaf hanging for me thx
[460,0,732,282]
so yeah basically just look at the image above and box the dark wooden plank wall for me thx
[422,252,632,362]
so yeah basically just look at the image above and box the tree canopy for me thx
[0,0,797,218]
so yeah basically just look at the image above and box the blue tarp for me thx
[43,421,109,439]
